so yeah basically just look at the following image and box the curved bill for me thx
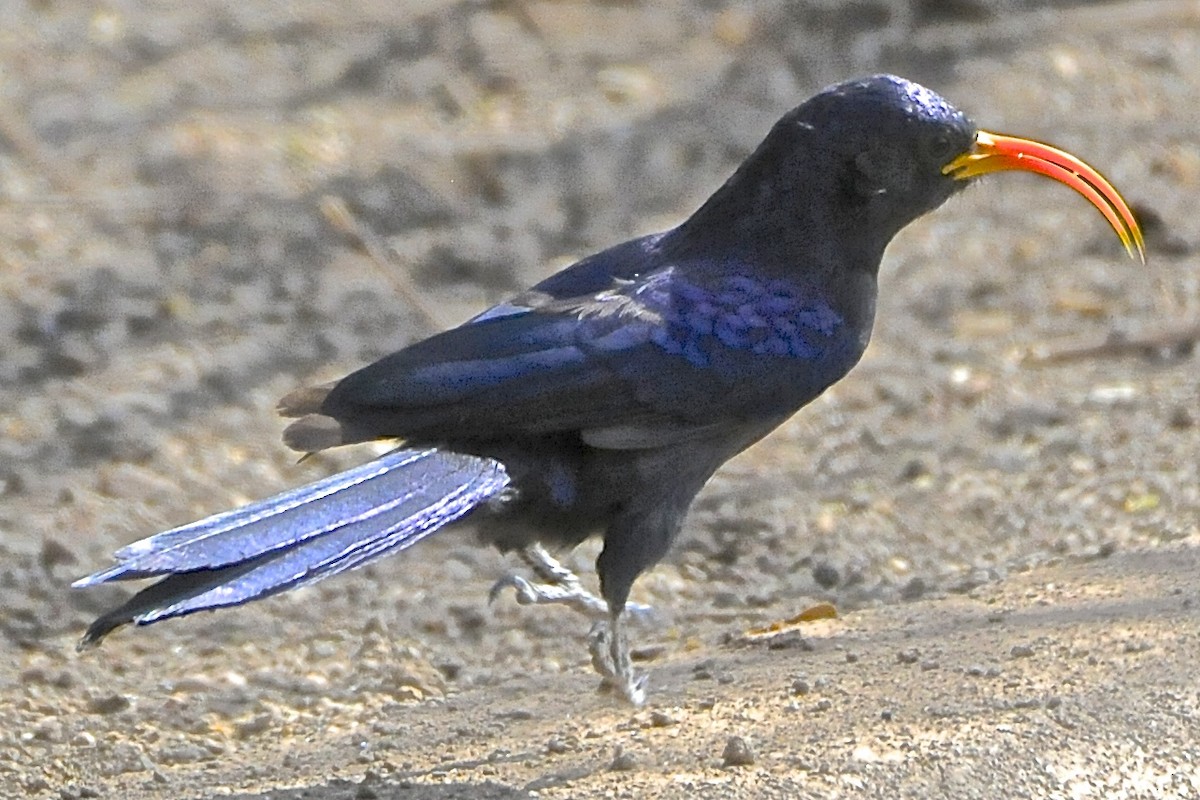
[942,131,1145,263]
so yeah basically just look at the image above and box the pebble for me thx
[71,730,97,748]
[86,694,131,715]
[812,562,840,588]
[900,577,927,600]
[647,710,678,728]
[609,745,638,771]
[721,735,756,767]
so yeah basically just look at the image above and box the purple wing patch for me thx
[650,276,842,367]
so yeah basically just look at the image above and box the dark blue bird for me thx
[75,75,1142,704]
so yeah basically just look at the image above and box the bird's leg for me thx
[488,543,608,617]
[520,542,593,594]
[488,543,653,619]
[588,609,647,706]
[490,544,652,705]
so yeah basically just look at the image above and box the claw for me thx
[489,545,656,620]
[488,573,609,617]
[490,546,652,705]
[588,616,647,706]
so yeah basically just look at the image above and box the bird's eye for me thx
[923,134,959,166]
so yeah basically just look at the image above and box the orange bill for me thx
[942,130,1145,263]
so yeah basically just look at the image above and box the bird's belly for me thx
[473,417,786,554]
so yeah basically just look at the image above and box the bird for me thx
[74,74,1143,705]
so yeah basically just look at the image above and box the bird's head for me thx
[699,74,1143,270]
[794,75,977,233]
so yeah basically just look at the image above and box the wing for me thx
[289,262,861,451]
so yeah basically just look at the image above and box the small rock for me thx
[1010,644,1035,659]
[70,731,96,748]
[39,538,78,570]
[436,661,463,680]
[545,738,571,755]
[609,745,638,772]
[712,591,742,608]
[18,668,47,685]
[155,743,215,765]
[1168,406,1194,430]
[234,714,273,739]
[87,694,130,715]
[23,776,50,794]
[494,708,533,721]
[900,577,926,600]
[966,664,1001,678]
[721,736,756,767]
[766,631,813,651]
[812,562,840,589]
[31,719,64,743]
[647,710,677,728]
[631,643,667,662]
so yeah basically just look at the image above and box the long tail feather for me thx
[75,448,509,648]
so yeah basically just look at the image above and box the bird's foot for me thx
[488,572,609,617]
[588,617,647,706]
[489,545,651,705]
[488,544,653,620]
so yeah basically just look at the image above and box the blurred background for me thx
[0,0,1196,765]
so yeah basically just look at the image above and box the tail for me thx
[74,448,509,649]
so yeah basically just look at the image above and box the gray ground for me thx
[1,1,1198,797]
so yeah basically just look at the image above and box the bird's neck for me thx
[670,164,889,283]
[655,163,887,348]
